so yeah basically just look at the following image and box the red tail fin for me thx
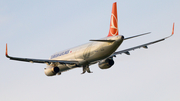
[107,2,119,37]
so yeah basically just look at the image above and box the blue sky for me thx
[1,0,180,101]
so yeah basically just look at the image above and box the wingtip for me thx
[172,23,175,35]
[165,23,175,39]
[6,43,8,57]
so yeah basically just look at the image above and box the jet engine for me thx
[98,58,114,69]
[44,66,60,76]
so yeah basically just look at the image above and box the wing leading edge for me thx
[111,23,175,56]
[5,44,79,65]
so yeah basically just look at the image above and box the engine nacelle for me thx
[98,58,114,69]
[44,66,60,76]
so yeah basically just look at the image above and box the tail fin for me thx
[107,2,119,37]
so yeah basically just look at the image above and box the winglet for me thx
[172,23,175,35]
[6,43,9,57]
[165,23,175,39]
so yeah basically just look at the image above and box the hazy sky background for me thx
[1,0,180,101]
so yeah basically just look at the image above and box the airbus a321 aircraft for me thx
[6,2,174,76]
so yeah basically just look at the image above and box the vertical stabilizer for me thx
[107,2,119,37]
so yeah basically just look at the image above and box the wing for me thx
[111,23,175,57]
[5,44,80,65]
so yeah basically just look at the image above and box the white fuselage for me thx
[48,35,124,72]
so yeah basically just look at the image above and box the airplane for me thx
[5,2,174,76]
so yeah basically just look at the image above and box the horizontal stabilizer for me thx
[124,32,151,40]
[89,40,115,42]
